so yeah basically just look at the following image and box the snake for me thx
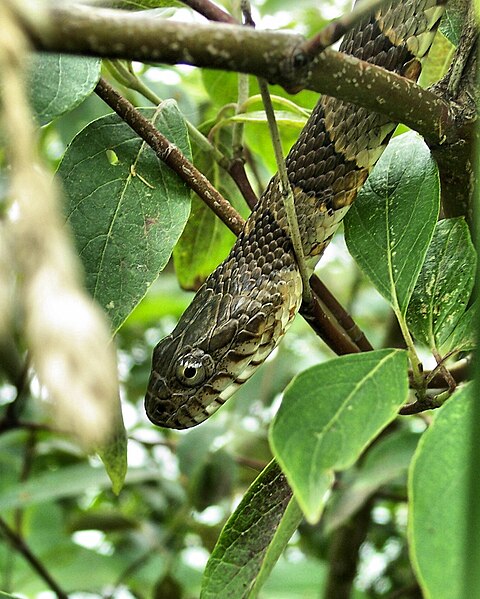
[145,0,447,429]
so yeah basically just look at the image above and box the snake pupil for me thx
[184,366,197,379]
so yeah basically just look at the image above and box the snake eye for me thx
[175,350,213,387]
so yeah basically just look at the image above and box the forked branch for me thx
[13,0,455,144]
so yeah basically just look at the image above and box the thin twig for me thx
[227,158,258,209]
[323,498,374,599]
[0,516,69,599]
[181,0,259,208]
[431,349,457,392]
[310,275,373,352]
[105,60,259,208]
[299,0,392,60]
[232,0,250,159]
[258,77,313,305]
[95,79,371,356]
[180,0,235,24]
[423,356,472,388]
[232,74,249,159]
[399,392,449,415]
[241,0,313,303]
[301,294,362,355]
[95,77,245,236]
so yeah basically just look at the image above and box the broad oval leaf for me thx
[28,54,101,125]
[345,133,440,315]
[441,299,478,354]
[406,218,476,351]
[270,349,409,523]
[57,102,191,331]
[418,31,455,88]
[409,383,473,599]
[440,4,467,46]
[201,460,304,599]
[0,463,163,511]
[173,195,236,290]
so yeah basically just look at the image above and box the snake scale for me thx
[145,0,447,429]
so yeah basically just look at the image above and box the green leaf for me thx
[324,429,419,535]
[345,133,440,316]
[0,592,21,599]
[270,349,409,523]
[419,32,455,88]
[97,404,128,495]
[242,94,311,118]
[440,4,466,46]
[0,463,163,511]
[442,299,478,353]
[249,498,303,598]
[58,102,191,332]
[201,460,302,599]
[406,218,476,350]
[201,72,317,112]
[409,383,473,599]
[27,54,101,126]
[173,195,236,290]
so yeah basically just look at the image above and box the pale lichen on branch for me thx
[13,0,456,144]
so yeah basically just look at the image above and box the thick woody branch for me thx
[19,2,455,144]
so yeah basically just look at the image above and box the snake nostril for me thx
[147,374,170,400]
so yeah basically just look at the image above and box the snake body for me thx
[146,0,446,429]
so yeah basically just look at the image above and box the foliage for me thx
[0,1,477,598]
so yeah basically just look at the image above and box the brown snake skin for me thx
[145,0,447,429]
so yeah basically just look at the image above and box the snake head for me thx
[145,265,301,429]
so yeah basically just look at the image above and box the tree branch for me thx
[310,276,373,353]
[299,0,392,60]
[94,76,374,356]
[181,0,235,24]
[0,516,69,599]
[18,2,456,144]
[323,498,374,599]
[95,77,245,236]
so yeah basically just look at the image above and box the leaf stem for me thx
[257,77,313,305]
[395,309,425,394]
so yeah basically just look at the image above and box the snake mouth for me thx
[144,370,220,429]
[144,370,242,429]
[144,392,216,429]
